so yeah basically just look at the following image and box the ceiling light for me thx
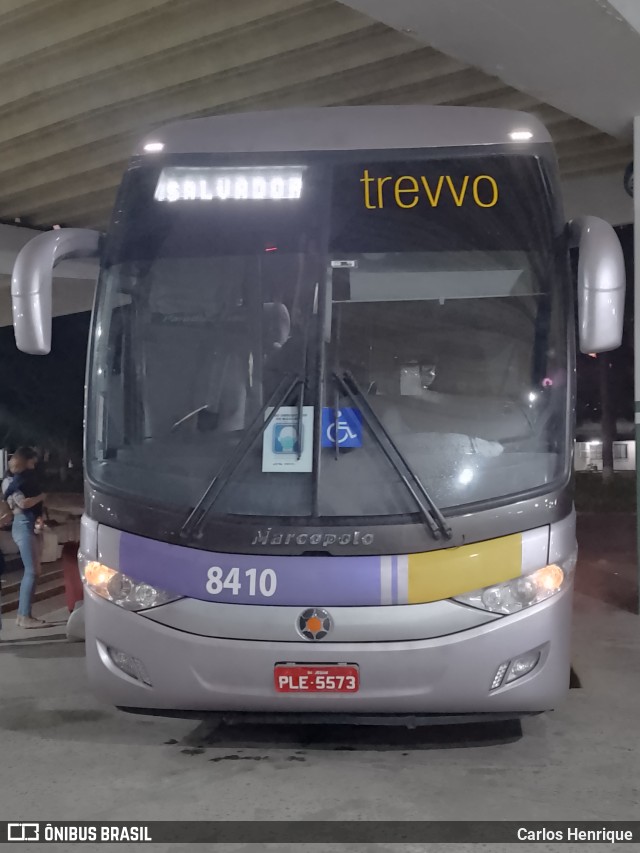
[509,130,533,141]
[144,141,164,153]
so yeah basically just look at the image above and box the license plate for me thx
[274,664,359,693]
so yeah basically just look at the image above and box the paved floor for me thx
[575,513,638,612]
[0,514,638,852]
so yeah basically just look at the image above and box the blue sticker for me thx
[321,407,363,448]
[273,422,301,455]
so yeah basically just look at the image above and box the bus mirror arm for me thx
[11,228,102,354]
[569,216,625,354]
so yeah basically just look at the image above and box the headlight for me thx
[454,552,576,615]
[82,561,180,611]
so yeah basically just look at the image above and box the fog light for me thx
[108,647,152,686]
[491,661,510,690]
[506,651,540,683]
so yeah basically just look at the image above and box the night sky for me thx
[0,224,635,452]
[0,311,89,452]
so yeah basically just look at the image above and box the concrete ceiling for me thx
[341,0,640,138]
[0,0,634,233]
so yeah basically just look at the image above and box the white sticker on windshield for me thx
[262,406,314,473]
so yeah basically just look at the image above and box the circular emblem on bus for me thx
[297,607,333,641]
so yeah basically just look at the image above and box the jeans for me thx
[12,514,40,617]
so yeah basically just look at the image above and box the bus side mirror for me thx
[12,228,101,355]
[569,216,625,353]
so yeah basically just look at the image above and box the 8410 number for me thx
[206,566,277,598]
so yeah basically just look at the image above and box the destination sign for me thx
[154,167,304,202]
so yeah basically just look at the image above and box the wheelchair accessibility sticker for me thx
[263,406,314,472]
[321,407,363,448]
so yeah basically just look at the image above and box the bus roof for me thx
[135,105,552,157]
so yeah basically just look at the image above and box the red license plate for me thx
[274,664,359,693]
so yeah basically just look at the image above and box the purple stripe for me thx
[391,555,398,605]
[120,532,382,606]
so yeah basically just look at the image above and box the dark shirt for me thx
[3,470,43,525]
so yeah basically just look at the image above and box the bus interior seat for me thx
[141,321,215,437]
[197,301,292,433]
[263,301,291,351]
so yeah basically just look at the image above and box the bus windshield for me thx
[87,151,569,533]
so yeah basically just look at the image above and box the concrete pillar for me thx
[635,117,640,614]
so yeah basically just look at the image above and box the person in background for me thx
[0,545,4,640]
[25,450,45,533]
[2,448,48,628]
[0,495,12,639]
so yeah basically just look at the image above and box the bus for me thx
[11,106,625,722]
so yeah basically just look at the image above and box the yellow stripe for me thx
[406,533,522,604]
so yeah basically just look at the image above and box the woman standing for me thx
[2,447,48,628]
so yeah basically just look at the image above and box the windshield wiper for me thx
[170,405,209,433]
[181,373,303,539]
[333,370,452,541]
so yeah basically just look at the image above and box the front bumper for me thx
[84,583,572,716]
